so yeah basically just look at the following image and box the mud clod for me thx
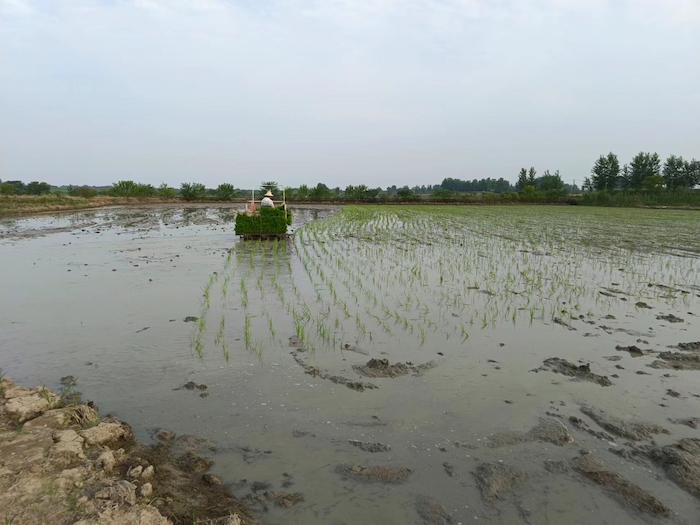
[678,342,700,351]
[348,440,391,452]
[649,352,700,371]
[580,405,669,441]
[60,375,77,385]
[657,314,684,323]
[487,417,573,448]
[474,462,524,503]
[553,317,577,330]
[415,495,455,525]
[288,335,306,351]
[670,418,699,429]
[534,358,612,386]
[571,454,670,516]
[264,491,304,507]
[183,316,199,322]
[569,416,615,442]
[154,428,175,441]
[203,474,222,485]
[251,481,271,492]
[443,462,457,477]
[352,358,437,378]
[179,381,207,391]
[335,464,412,484]
[615,345,644,357]
[642,439,700,499]
[292,353,378,392]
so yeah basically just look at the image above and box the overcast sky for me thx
[1,0,699,189]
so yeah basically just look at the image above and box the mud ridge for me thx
[571,453,670,517]
[291,352,378,392]
[486,417,573,448]
[533,358,612,386]
[415,495,454,525]
[642,439,700,499]
[580,405,669,441]
[352,358,437,378]
[649,352,700,371]
[473,462,524,503]
[335,464,412,484]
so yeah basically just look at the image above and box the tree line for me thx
[2,150,697,204]
[585,152,700,191]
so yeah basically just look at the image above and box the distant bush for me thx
[158,183,176,200]
[110,180,158,198]
[111,180,138,197]
[581,189,700,207]
[0,182,14,196]
[69,185,98,198]
[395,188,421,202]
[26,181,52,195]
[180,182,207,201]
[216,183,237,200]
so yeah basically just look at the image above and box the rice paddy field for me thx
[2,203,700,524]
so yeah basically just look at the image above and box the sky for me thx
[1,0,699,189]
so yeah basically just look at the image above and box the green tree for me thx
[537,170,564,191]
[134,183,157,197]
[180,182,207,201]
[430,188,457,200]
[516,168,528,191]
[682,159,700,188]
[0,181,26,195]
[620,164,630,188]
[158,183,176,199]
[344,184,379,202]
[215,183,237,200]
[642,175,665,191]
[395,187,420,201]
[663,155,685,189]
[70,185,98,198]
[527,167,537,187]
[309,183,332,201]
[111,180,138,197]
[260,181,279,194]
[0,182,14,195]
[296,184,309,200]
[628,152,661,189]
[26,181,52,195]
[591,153,620,190]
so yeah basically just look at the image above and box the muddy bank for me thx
[0,375,252,525]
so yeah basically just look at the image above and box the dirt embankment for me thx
[0,375,252,525]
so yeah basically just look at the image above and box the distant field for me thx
[0,194,175,217]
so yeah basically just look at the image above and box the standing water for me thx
[2,204,700,525]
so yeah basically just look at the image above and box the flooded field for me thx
[2,204,700,525]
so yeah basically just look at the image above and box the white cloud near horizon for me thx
[1,0,699,188]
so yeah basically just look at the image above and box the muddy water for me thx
[2,204,700,525]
